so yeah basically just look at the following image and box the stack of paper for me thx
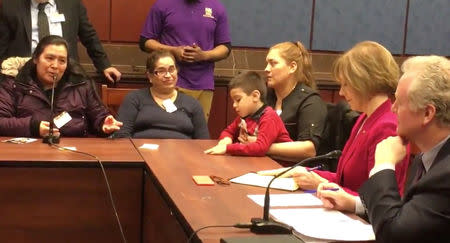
[247,193,323,207]
[270,208,375,241]
[230,172,298,191]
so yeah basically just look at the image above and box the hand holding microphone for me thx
[39,121,60,138]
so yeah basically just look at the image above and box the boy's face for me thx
[230,88,260,117]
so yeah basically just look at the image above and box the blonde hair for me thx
[270,41,316,90]
[332,41,399,97]
[402,55,450,126]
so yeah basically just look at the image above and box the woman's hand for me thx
[316,182,356,212]
[293,170,327,190]
[39,121,60,137]
[102,115,123,134]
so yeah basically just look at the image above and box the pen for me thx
[303,188,339,193]
[306,165,322,172]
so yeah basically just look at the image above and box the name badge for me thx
[50,13,65,23]
[53,111,72,128]
[162,99,177,113]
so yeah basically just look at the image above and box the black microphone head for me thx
[326,150,342,159]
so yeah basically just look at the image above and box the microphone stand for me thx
[250,150,342,234]
[43,75,60,144]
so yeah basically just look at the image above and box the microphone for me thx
[250,150,342,234]
[43,74,60,144]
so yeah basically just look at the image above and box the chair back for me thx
[101,84,136,115]
[319,101,360,171]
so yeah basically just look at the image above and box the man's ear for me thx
[422,104,436,126]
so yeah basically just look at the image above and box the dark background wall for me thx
[83,0,449,56]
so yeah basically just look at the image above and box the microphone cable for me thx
[50,144,128,243]
[187,223,252,243]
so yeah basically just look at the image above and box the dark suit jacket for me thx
[359,138,450,243]
[0,0,110,71]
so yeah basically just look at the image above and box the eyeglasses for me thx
[153,66,177,77]
[210,175,230,186]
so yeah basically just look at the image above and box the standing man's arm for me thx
[0,1,11,64]
[139,37,186,61]
[76,0,121,83]
[139,37,230,63]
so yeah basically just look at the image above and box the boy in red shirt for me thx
[204,71,292,156]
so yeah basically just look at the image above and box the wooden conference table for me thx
[135,139,288,243]
[0,137,316,243]
[0,137,144,243]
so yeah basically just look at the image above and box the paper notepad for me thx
[270,208,375,241]
[229,172,299,191]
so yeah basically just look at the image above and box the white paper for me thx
[270,208,375,241]
[140,143,159,150]
[53,111,72,128]
[230,172,299,191]
[2,137,37,144]
[248,193,323,207]
[50,13,65,23]
[162,99,177,113]
[62,147,77,151]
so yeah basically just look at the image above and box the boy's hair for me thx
[229,71,267,102]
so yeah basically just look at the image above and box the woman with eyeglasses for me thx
[114,51,209,139]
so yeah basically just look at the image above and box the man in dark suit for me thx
[0,0,121,82]
[357,56,450,242]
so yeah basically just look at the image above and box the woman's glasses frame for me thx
[153,66,177,77]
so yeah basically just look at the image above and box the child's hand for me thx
[204,144,227,155]
[238,133,257,144]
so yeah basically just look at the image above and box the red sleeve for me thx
[219,116,240,140]
[339,121,398,196]
[226,113,282,156]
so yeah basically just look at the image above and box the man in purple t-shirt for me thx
[139,0,232,121]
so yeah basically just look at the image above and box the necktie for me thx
[38,2,50,40]
[413,155,425,184]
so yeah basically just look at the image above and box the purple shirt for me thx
[141,0,231,90]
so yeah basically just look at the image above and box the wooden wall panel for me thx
[208,87,229,139]
[111,0,157,42]
[82,0,110,41]
[319,90,334,103]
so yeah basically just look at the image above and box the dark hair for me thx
[32,35,69,61]
[146,51,176,73]
[24,35,99,100]
[229,71,267,102]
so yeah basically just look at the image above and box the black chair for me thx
[318,101,360,172]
